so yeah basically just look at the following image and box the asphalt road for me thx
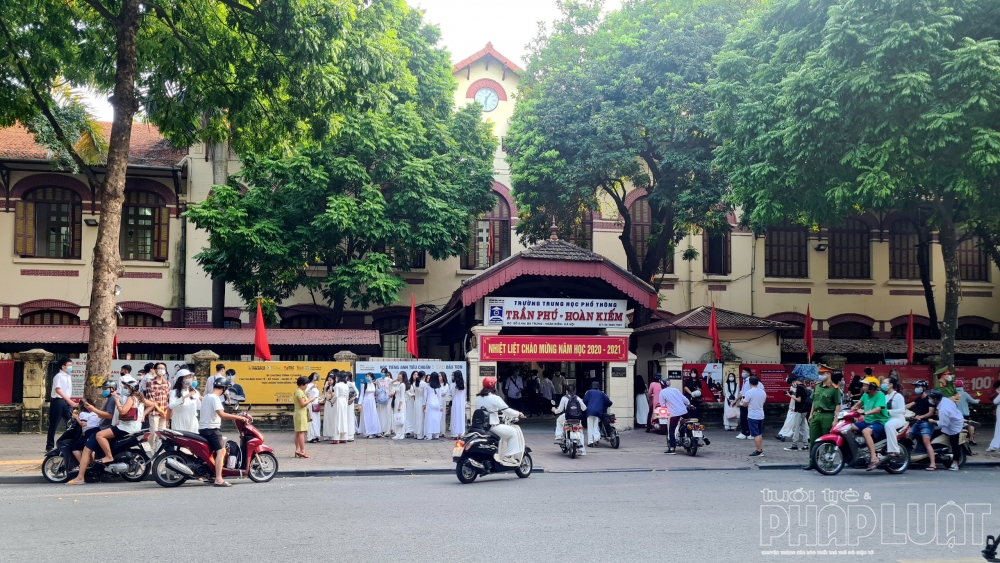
[1,468,998,563]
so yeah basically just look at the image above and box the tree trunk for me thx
[915,224,941,339]
[974,226,1000,281]
[937,213,960,374]
[83,0,140,404]
[210,141,228,328]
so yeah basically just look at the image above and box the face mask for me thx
[183,379,193,388]
[102,389,111,398]
[66,366,73,373]
[945,376,953,382]
[157,369,166,376]
[190,381,198,389]
[880,383,890,392]
[122,389,131,397]
[914,387,923,395]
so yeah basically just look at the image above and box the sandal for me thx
[295,452,309,459]
[213,481,232,488]
[926,466,936,471]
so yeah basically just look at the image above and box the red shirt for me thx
[147,378,169,416]
[649,381,663,407]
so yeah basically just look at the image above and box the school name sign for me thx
[479,336,629,362]
[485,297,627,328]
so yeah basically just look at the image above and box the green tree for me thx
[506,0,751,285]
[186,7,498,326]
[0,0,393,401]
[713,0,1000,370]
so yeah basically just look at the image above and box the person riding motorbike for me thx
[881,377,907,460]
[552,385,587,456]
[928,389,963,471]
[906,380,936,469]
[474,377,523,465]
[849,376,889,471]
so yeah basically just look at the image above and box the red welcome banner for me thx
[480,335,629,362]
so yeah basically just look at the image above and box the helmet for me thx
[481,377,496,391]
[914,380,929,389]
[955,379,964,388]
[101,379,116,389]
[928,390,944,401]
[862,376,880,387]
[214,377,233,390]
[119,374,138,387]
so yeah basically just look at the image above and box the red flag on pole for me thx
[112,332,118,360]
[804,305,814,363]
[906,309,914,365]
[254,300,272,361]
[708,303,722,362]
[406,294,419,358]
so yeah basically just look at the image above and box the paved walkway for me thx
[5,417,999,477]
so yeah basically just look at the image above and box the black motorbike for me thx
[453,408,532,484]
[41,420,151,483]
[676,415,710,456]
[597,412,621,449]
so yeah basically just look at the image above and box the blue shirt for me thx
[582,389,612,418]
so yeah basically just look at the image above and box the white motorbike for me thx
[557,418,586,459]
[454,409,532,484]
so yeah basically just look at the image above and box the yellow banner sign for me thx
[229,362,352,405]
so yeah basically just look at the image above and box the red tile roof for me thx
[453,42,524,75]
[0,123,187,168]
[0,326,379,346]
[636,306,795,334]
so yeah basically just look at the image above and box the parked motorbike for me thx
[454,408,533,483]
[811,411,911,476]
[675,416,709,457]
[597,412,621,449]
[900,418,972,469]
[42,420,151,483]
[557,418,586,458]
[150,407,278,487]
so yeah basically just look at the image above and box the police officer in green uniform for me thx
[803,370,844,471]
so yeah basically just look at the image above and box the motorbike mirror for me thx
[550,400,556,406]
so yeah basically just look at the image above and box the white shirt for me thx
[51,371,72,399]
[199,393,224,430]
[206,373,225,393]
[79,411,101,430]
[505,376,524,399]
[742,387,767,420]
[553,395,586,417]
[935,397,964,435]
[169,389,202,433]
[658,387,690,417]
[474,393,520,425]
[885,391,906,422]
[540,379,555,401]
[740,376,764,396]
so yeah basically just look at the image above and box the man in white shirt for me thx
[504,372,524,412]
[46,358,79,451]
[741,376,767,457]
[540,374,555,403]
[552,372,567,396]
[736,368,765,440]
[199,379,249,487]
[658,385,690,454]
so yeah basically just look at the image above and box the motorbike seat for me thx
[174,430,209,444]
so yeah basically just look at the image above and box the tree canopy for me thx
[505,0,751,283]
[187,5,498,326]
[712,0,1000,369]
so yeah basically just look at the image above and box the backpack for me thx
[375,386,389,405]
[564,396,584,420]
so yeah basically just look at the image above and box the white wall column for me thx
[467,323,501,415]
[602,328,635,430]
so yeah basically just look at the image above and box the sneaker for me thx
[986,448,998,453]
[736,433,747,440]
[749,450,764,457]
[948,464,959,471]
[775,434,786,442]
[783,445,799,451]
[664,449,676,455]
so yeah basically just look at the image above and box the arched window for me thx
[828,322,873,339]
[373,316,411,359]
[566,213,594,251]
[118,312,164,327]
[958,236,989,282]
[828,218,871,279]
[890,323,933,339]
[888,220,926,280]
[20,310,81,325]
[281,315,335,329]
[629,196,674,274]
[703,231,731,276]
[955,324,991,340]
[121,191,169,261]
[462,194,510,269]
[765,222,809,278]
[16,187,83,258]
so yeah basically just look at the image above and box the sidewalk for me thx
[4,418,998,479]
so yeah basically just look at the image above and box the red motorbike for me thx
[151,408,278,487]
[811,410,910,476]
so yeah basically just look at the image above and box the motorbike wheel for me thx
[687,442,699,457]
[120,451,150,482]
[456,460,478,484]
[610,432,620,449]
[152,453,189,488]
[570,444,577,459]
[560,444,568,454]
[813,442,845,476]
[248,452,279,483]
[515,453,532,478]
[884,445,910,474]
[42,455,70,483]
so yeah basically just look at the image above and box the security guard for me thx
[803,369,843,471]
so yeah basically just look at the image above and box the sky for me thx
[83,0,621,121]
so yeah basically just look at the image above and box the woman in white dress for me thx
[423,373,444,440]
[411,372,425,439]
[404,371,419,437]
[358,373,382,437]
[376,370,392,436]
[306,373,322,443]
[633,375,649,429]
[392,372,407,440]
[322,372,337,439]
[330,373,351,443]
[347,374,359,441]
[449,371,466,438]
[166,371,201,433]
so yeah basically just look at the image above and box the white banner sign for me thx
[355,360,467,380]
[485,297,627,328]
[67,360,181,398]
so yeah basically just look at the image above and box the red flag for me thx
[906,309,914,365]
[406,294,419,358]
[804,305,814,363]
[112,332,118,360]
[254,300,272,361]
[708,304,722,361]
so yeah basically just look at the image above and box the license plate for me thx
[452,446,463,457]
[692,430,703,438]
[570,432,582,441]
[659,419,668,425]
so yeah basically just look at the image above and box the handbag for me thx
[311,403,322,413]
[119,406,138,421]
[393,411,404,426]
[724,402,739,420]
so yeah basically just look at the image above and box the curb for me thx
[543,467,751,474]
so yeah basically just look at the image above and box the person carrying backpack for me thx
[552,385,587,455]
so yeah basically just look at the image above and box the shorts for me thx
[199,428,225,452]
[748,418,763,437]
[854,421,885,440]
[909,420,933,438]
[74,428,98,451]
[110,426,130,440]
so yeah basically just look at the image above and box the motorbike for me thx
[900,417,972,469]
[42,420,151,484]
[150,407,278,487]
[454,408,533,483]
[811,411,911,476]
[557,418,586,458]
[675,416,709,456]
[597,412,621,449]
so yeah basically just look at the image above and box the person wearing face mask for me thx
[723,372,739,431]
[803,370,843,471]
[935,367,957,398]
[928,389,963,471]
[46,358,79,452]
[881,377,907,460]
[736,367,764,439]
[146,363,171,450]
[166,369,201,433]
[849,376,889,471]
[906,380,936,470]
[782,375,809,452]
[953,380,980,445]
[986,380,1000,453]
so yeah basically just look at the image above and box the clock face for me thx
[474,87,500,112]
